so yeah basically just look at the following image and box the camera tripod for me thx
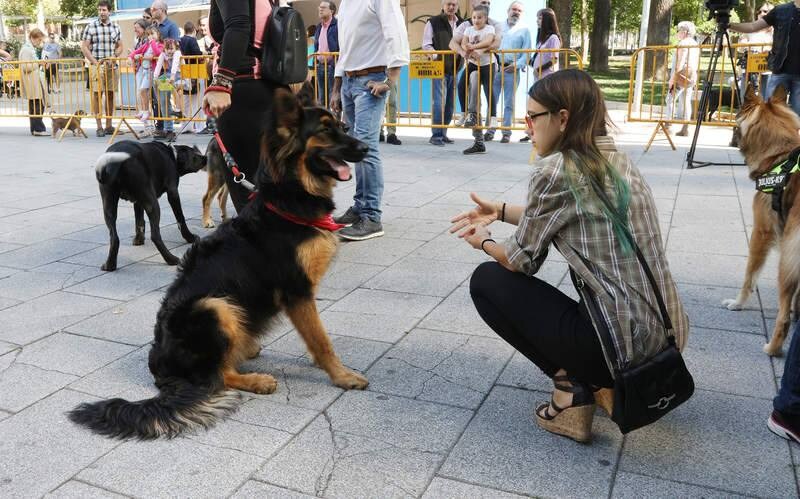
[685,19,745,169]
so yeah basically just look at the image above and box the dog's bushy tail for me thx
[67,378,241,440]
[94,152,131,184]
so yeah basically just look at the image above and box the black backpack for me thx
[258,0,308,84]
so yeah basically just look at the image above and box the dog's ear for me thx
[273,87,302,139]
[744,83,759,107]
[770,84,788,106]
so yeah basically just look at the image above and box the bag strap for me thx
[581,166,674,333]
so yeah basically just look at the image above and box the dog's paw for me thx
[763,342,784,357]
[164,255,181,266]
[132,236,144,246]
[183,233,199,243]
[722,298,743,311]
[250,374,278,394]
[332,369,368,390]
[202,219,215,228]
[100,262,116,272]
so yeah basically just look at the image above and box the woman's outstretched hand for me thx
[450,192,499,238]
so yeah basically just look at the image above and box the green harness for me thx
[755,147,800,224]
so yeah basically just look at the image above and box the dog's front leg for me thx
[100,189,120,271]
[286,298,368,390]
[141,200,180,266]
[132,203,145,245]
[167,189,198,243]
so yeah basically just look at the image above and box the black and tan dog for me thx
[94,141,206,271]
[70,89,369,439]
[51,110,87,138]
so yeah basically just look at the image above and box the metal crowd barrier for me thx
[309,48,583,132]
[627,42,771,127]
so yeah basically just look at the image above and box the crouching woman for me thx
[451,69,688,443]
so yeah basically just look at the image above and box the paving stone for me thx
[684,327,776,400]
[44,480,127,499]
[440,386,622,498]
[364,256,476,297]
[620,389,796,497]
[62,242,173,269]
[0,291,119,345]
[421,477,529,499]
[66,291,163,346]
[0,296,21,310]
[611,472,749,498]
[667,228,749,257]
[366,328,512,409]
[0,241,23,254]
[0,221,95,246]
[65,262,176,301]
[61,221,136,245]
[69,347,156,401]
[0,390,119,498]
[187,416,293,459]
[495,351,553,393]
[231,480,316,499]
[679,282,765,335]
[242,351,346,411]
[0,265,18,278]
[0,341,17,356]
[267,333,390,373]
[0,354,78,412]
[335,236,424,266]
[316,260,385,300]
[329,289,442,319]
[257,392,472,498]
[417,286,496,338]
[16,333,135,377]
[400,203,472,221]
[77,438,264,498]
[412,233,491,264]
[0,265,101,301]
[229,396,319,434]
[0,238,99,270]
[317,310,419,343]
[667,251,748,288]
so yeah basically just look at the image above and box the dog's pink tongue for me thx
[327,159,352,181]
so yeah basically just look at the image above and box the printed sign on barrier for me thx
[747,52,769,74]
[410,59,444,79]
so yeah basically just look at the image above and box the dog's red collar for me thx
[261,200,345,232]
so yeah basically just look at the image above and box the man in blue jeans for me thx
[330,0,409,241]
[485,1,530,143]
[731,0,800,116]
[769,322,800,443]
[314,1,338,110]
[423,0,463,146]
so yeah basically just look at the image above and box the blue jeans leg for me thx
[432,74,453,138]
[316,64,334,108]
[765,73,800,116]
[159,90,173,131]
[502,70,519,136]
[342,74,387,222]
[775,322,800,415]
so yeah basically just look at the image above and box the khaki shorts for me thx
[89,63,119,93]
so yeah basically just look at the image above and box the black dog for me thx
[705,86,741,121]
[70,89,369,439]
[94,141,206,271]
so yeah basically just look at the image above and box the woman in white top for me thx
[667,21,700,136]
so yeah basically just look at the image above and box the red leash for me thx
[263,201,345,231]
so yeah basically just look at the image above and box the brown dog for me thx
[51,110,87,138]
[201,137,229,228]
[723,84,800,356]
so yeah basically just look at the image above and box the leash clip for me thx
[233,172,246,184]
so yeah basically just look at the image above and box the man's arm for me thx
[449,29,466,57]
[114,39,123,58]
[376,0,410,83]
[81,40,97,65]
[730,19,769,33]
[422,20,436,59]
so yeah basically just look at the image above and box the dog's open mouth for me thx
[324,157,352,181]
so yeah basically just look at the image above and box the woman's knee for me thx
[469,261,505,300]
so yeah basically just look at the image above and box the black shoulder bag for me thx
[257,0,308,85]
[580,172,694,434]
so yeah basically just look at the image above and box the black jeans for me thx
[458,62,496,117]
[470,261,614,388]
[28,99,45,133]
[217,78,281,212]
[775,321,800,415]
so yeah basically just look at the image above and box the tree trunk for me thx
[550,0,572,50]
[580,0,589,62]
[589,0,611,71]
[645,0,674,80]
[745,0,756,22]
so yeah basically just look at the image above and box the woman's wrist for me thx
[480,238,496,254]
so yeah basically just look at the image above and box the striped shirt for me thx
[504,136,689,372]
[82,19,121,60]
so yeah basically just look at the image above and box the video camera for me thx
[705,0,739,27]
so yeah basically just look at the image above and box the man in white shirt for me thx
[449,0,503,155]
[331,0,410,241]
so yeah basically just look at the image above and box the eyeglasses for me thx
[525,110,550,128]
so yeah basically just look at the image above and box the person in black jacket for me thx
[179,21,204,131]
[423,0,463,146]
[203,0,286,212]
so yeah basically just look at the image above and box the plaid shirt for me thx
[82,19,121,60]
[504,136,689,372]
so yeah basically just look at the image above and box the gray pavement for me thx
[0,114,797,498]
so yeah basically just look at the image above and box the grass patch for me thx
[586,56,634,103]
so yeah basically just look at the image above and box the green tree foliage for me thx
[59,0,98,17]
